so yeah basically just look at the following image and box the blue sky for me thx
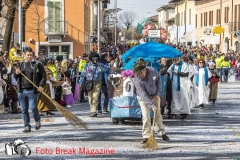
[108,0,170,26]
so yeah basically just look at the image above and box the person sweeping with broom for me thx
[133,59,170,145]
[14,47,46,133]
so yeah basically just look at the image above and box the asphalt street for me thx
[0,76,240,160]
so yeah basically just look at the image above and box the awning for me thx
[181,31,193,42]
[204,35,220,45]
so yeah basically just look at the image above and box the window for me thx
[224,7,229,23]
[195,14,197,28]
[234,5,237,30]
[209,11,213,25]
[238,5,240,30]
[48,1,62,32]
[204,12,208,26]
[175,13,180,26]
[201,13,203,27]
[189,9,191,24]
[216,9,220,24]
[181,12,183,26]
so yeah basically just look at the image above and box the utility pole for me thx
[176,2,179,45]
[220,0,223,51]
[19,0,22,50]
[184,0,187,44]
[98,0,101,55]
[114,0,117,46]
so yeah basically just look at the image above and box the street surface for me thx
[0,76,240,160]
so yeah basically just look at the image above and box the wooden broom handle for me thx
[152,111,156,130]
[14,67,51,100]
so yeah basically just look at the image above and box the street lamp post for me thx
[98,0,101,55]
[114,0,117,46]
[19,0,22,50]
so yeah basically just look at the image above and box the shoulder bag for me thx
[82,64,98,92]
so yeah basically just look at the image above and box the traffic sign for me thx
[213,26,224,34]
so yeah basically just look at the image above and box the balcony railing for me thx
[228,22,239,34]
[43,20,68,35]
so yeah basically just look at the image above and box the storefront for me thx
[35,42,73,59]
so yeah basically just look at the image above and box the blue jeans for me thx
[216,68,222,82]
[18,90,40,128]
[98,85,109,111]
[222,68,229,82]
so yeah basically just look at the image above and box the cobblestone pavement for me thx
[0,77,240,160]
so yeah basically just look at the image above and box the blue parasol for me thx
[121,42,182,70]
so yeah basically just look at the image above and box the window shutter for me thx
[209,11,211,25]
[224,7,226,23]
[234,5,237,30]
[212,11,214,25]
[189,9,191,24]
[195,14,197,28]
[206,12,207,26]
[238,5,240,30]
[55,2,61,32]
[48,2,54,32]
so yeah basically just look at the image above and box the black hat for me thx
[83,53,88,57]
[89,52,99,61]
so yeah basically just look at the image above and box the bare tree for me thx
[118,11,137,30]
[1,0,33,52]
[25,0,44,52]
[2,0,17,53]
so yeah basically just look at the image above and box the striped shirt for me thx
[134,67,161,109]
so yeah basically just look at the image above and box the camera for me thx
[5,139,31,157]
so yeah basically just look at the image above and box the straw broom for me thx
[15,68,88,129]
[143,111,158,150]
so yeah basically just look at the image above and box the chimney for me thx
[148,12,151,17]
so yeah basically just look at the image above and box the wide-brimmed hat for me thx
[133,59,148,75]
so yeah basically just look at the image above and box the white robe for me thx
[197,68,212,105]
[168,62,191,114]
[47,78,56,99]
[187,64,194,109]
[192,65,199,107]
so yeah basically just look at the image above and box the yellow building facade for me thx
[195,0,240,52]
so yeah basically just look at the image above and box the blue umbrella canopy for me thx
[121,42,182,70]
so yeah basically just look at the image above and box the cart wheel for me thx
[119,119,125,124]
[112,119,119,124]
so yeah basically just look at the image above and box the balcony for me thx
[228,22,239,34]
[43,20,68,36]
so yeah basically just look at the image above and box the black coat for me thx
[14,61,46,94]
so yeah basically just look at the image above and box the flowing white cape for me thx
[168,62,191,114]
[197,68,212,105]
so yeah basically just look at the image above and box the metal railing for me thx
[228,22,239,34]
[43,20,68,35]
[67,23,88,44]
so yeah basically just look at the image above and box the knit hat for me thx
[133,59,148,75]
[83,53,88,57]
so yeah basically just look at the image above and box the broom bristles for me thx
[15,67,88,130]
[143,111,158,150]
[143,131,158,150]
[51,100,88,129]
